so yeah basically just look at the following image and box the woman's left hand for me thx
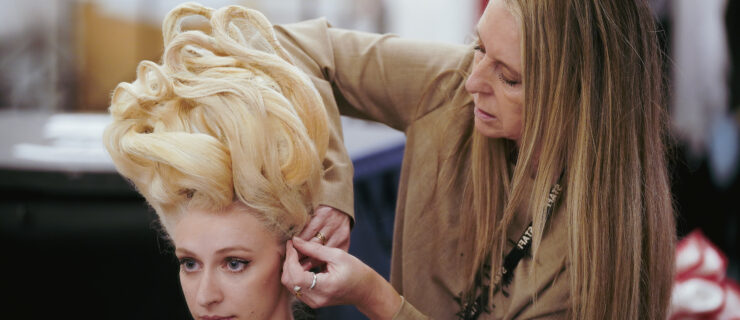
[298,205,351,251]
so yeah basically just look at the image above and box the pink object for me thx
[669,229,739,320]
[675,230,728,282]
[715,280,740,320]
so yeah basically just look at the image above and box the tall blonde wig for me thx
[452,0,675,318]
[103,3,329,239]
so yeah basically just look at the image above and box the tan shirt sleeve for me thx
[274,18,472,133]
[274,18,471,224]
[314,108,355,222]
[273,20,356,221]
[393,297,430,320]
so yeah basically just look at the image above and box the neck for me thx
[269,288,294,320]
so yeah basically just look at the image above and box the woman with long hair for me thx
[280,0,676,318]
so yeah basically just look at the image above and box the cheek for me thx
[179,273,199,309]
[260,255,286,296]
[503,92,523,119]
[230,257,285,316]
[499,92,524,136]
[252,258,283,293]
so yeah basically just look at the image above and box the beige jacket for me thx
[278,19,570,320]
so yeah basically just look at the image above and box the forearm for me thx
[356,269,403,320]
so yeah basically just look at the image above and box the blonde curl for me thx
[104,2,329,238]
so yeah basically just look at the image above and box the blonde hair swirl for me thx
[103,2,329,238]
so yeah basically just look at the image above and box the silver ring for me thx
[309,272,317,290]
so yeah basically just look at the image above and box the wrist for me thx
[355,268,402,320]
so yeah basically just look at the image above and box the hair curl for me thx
[103,2,329,239]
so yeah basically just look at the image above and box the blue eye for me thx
[179,258,200,273]
[224,257,250,272]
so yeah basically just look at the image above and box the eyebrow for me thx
[474,28,520,76]
[215,246,253,255]
[175,246,253,257]
[175,247,195,257]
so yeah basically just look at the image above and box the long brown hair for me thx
[452,0,675,318]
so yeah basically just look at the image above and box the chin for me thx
[473,119,503,139]
[474,119,521,143]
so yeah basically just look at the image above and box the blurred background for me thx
[0,0,737,318]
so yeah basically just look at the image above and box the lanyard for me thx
[495,180,562,289]
[456,173,564,320]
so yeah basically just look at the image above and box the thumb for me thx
[292,236,340,264]
[282,240,305,275]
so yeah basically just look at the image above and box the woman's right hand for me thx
[281,237,402,320]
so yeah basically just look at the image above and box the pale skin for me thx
[298,205,351,270]
[172,203,350,320]
[300,206,351,252]
[280,0,525,318]
[173,203,294,320]
[466,0,524,143]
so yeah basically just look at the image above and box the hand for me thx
[281,237,402,320]
[298,205,351,251]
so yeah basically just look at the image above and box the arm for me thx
[275,21,358,248]
[283,237,430,320]
[393,300,429,320]
[276,19,473,318]
[302,78,355,250]
[275,18,472,252]
[275,18,473,132]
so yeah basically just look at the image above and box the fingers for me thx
[282,240,333,307]
[324,217,351,251]
[284,238,334,276]
[291,271,329,308]
[300,206,352,250]
[284,238,391,311]
[282,241,305,279]
[297,212,322,242]
[313,230,329,246]
[299,255,323,272]
[283,242,320,290]
[298,206,333,246]
[292,237,340,263]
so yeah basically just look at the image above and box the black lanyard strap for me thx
[456,172,565,320]
[497,179,562,288]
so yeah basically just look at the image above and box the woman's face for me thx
[465,0,524,143]
[172,203,291,320]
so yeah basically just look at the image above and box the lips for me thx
[200,316,234,320]
[474,107,496,120]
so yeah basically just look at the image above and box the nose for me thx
[465,58,493,96]
[196,270,224,308]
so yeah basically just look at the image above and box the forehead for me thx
[478,0,521,67]
[172,205,278,252]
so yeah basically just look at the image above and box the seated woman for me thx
[103,3,341,319]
